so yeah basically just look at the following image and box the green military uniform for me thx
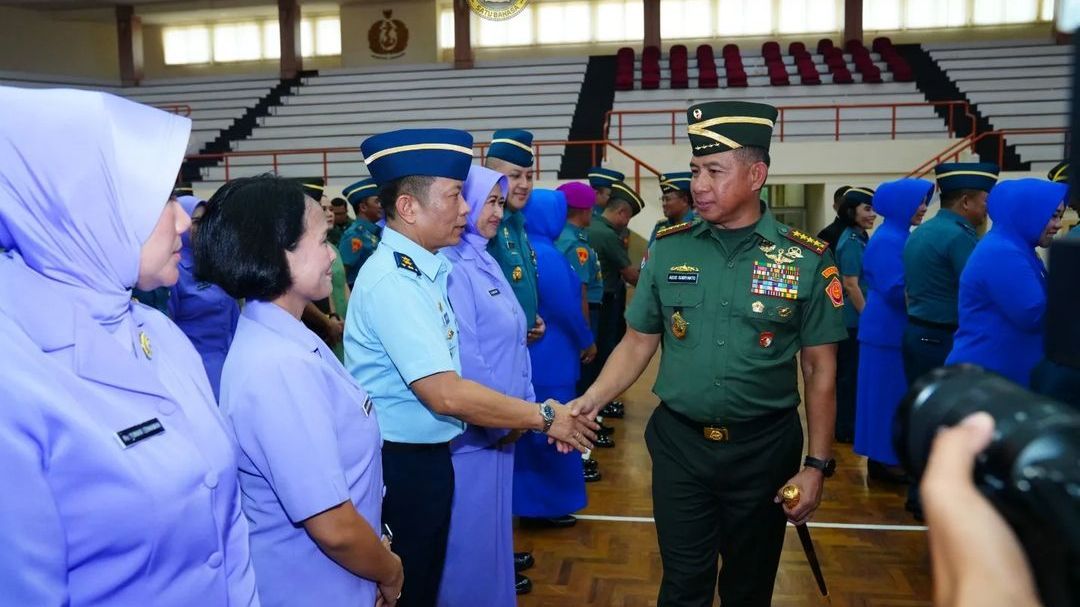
[649,171,696,246]
[588,182,643,374]
[627,101,847,607]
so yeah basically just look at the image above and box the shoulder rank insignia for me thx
[655,220,694,240]
[783,229,828,255]
[394,252,421,276]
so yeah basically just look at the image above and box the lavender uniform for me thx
[438,166,534,607]
[513,189,593,518]
[168,195,240,400]
[0,86,257,606]
[220,301,383,607]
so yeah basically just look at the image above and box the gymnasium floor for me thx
[515,355,933,607]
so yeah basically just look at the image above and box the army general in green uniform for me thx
[570,101,847,606]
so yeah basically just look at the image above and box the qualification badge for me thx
[751,301,765,314]
[512,266,523,282]
[671,310,688,340]
[758,331,774,348]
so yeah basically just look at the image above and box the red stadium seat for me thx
[788,41,807,57]
[831,68,854,84]
[872,36,894,54]
[769,66,790,86]
[696,44,718,88]
[845,39,865,54]
[762,41,782,61]
[825,51,846,70]
[726,67,748,87]
[642,45,661,89]
[817,38,834,55]
[670,45,688,65]
[722,44,740,58]
[800,67,821,85]
[615,47,635,90]
[670,45,689,88]
[860,64,883,83]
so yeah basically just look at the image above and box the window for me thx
[905,0,965,29]
[163,15,340,65]
[716,0,773,36]
[972,0,1038,25]
[778,0,839,34]
[865,0,1052,31]
[660,0,712,40]
[596,0,644,42]
[163,26,211,65]
[476,6,535,47]
[538,2,591,43]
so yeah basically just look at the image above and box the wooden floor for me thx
[515,355,933,607]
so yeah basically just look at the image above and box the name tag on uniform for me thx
[362,397,373,417]
[667,264,700,284]
[488,288,500,296]
[116,418,165,449]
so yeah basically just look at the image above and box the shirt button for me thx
[727,261,735,268]
[714,379,722,386]
[717,340,726,346]
[157,401,176,415]
[206,552,223,568]
[721,300,729,306]
[203,471,219,489]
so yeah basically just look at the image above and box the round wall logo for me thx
[468,0,530,21]
[368,10,409,59]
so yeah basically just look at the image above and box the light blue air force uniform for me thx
[345,227,465,444]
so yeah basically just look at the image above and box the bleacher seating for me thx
[0,70,280,155]
[669,44,689,89]
[615,47,635,91]
[696,44,718,88]
[198,58,588,186]
[927,40,1072,172]
[642,45,661,90]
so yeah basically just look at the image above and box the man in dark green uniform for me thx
[570,101,846,607]
[901,162,997,520]
[649,171,696,246]
[587,181,642,384]
[339,178,383,288]
[486,129,544,343]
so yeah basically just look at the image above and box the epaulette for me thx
[655,219,695,240]
[783,228,827,255]
[394,252,421,276]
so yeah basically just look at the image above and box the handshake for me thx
[538,395,607,455]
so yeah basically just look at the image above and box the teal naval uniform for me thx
[556,222,603,307]
[588,166,624,219]
[487,129,541,328]
[631,101,847,607]
[649,171,696,246]
[339,178,383,287]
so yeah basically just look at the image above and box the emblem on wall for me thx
[369,10,409,59]
[468,0,530,21]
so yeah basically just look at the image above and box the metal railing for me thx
[907,127,1069,178]
[604,100,976,145]
[186,139,663,191]
[155,104,193,117]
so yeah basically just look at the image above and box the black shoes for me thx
[583,458,599,473]
[867,460,910,484]
[600,401,625,418]
[515,573,533,595]
[584,466,602,482]
[596,419,615,436]
[593,432,615,448]
[514,551,534,572]
[520,514,578,528]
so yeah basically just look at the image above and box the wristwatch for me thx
[536,402,555,434]
[803,456,836,478]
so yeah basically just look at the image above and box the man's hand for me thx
[580,343,597,364]
[526,315,546,344]
[922,412,1040,607]
[566,392,604,423]
[775,467,824,526]
[544,399,598,453]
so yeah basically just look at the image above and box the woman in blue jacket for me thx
[513,189,596,524]
[947,178,1066,386]
[854,178,932,481]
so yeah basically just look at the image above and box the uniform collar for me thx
[380,226,450,282]
[243,299,325,354]
[350,217,380,233]
[597,215,618,233]
[690,201,778,242]
[936,208,976,232]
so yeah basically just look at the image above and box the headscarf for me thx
[178,195,205,250]
[522,189,567,242]
[460,165,509,250]
[0,87,191,326]
[986,179,1066,248]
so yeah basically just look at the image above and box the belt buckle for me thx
[703,426,729,442]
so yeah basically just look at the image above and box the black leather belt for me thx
[588,303,602,311]
[659,402,795,442]
[383,440,451,453]
[907,316,958,332]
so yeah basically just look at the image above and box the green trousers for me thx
[645,404,803,607]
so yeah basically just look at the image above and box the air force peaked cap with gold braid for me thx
[343,178,379,206]
[296,177,326,198]
[660,171,692,193]
[842,186,875,206]
[686,101,778,156]
[361,128,474,185]
[934,162,1000,194]
[487,129,534,168]
[609,181,645,215]
[587,166,624,188]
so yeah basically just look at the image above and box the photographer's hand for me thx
[922,412,1042,607]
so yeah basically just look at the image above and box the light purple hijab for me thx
[178,195,204,249]
[459,165,509,252]
[0,87,192,325]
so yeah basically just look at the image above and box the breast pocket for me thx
[659,286,705,349]
[743,302,799,360]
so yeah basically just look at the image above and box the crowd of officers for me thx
[3,83,1077,607]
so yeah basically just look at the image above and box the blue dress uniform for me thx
[947,179,1068,386]
[169,195,241,400]
[834,215,870,443]
[514,189,593,518]
[345,128,473,607]
[339,178,383,287]
[649,171,696,246]
[854,178,934,467]
[0,87,256,606]
[901,163,998,385]
[588,166,624,218]
[487,130,540,328]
